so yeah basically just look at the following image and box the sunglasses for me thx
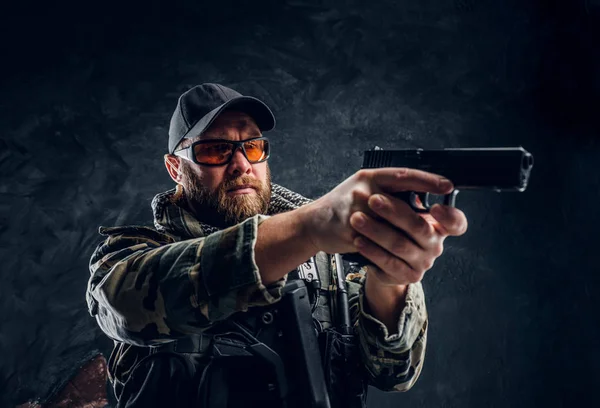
[174,137,270,166]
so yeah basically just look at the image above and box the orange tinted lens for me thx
[194,142,233,164]
[244,139,268,162]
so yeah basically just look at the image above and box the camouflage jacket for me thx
[86,184,428,396]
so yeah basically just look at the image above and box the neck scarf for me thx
[151,183,313,239]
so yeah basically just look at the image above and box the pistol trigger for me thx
[417,192,431,211]
[394,191,429,213]
[443,189,460,207]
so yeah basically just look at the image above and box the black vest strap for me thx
[149,333,212,354]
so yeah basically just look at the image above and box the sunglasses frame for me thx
[174,136,271,166]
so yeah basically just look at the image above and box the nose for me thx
[227,146,252,177]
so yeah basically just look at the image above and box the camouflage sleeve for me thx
[347,273,427,392]
[86,214,285,346]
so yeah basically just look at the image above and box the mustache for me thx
[220,176,262,192]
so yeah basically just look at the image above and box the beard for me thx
[180,161,272,227]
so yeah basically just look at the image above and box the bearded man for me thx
[86,83,468,407]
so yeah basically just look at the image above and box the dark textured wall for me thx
[1,0,599,407]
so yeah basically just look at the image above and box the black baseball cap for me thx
[168,83,276,154]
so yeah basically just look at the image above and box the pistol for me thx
[361,146,534,212]
[342,146,534,265]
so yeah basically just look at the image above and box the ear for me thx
[164,154,184,183]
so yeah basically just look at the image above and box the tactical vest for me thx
[116,253,367,408]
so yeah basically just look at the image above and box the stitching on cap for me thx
[214,84,230,99]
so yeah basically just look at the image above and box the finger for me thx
[366,193,439,250]
[353,236,424,285]
[419,212,449,236]
[429,204,468,236]
[350,211,439,271]
[361,167,454,195]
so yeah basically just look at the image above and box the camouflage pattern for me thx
[348,275,427,391]
[87,184,428,395]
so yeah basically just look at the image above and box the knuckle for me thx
[436,177,446,190]
[421,258,435,272]
[406,269,424,284]
[417,221,435,242]
[395,168,410,179]
[432,242,444,257]
[355,169,371,182]
[351,188,370,203]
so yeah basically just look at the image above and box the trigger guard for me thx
[396,191,459,213]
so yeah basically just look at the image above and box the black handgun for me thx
[361,146,534,212]
[343,147,534,265]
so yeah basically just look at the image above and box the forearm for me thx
[348,278,428,392]
[255,204,318,285]
[364,266,409,335]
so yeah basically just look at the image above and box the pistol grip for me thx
[395,190,460,213]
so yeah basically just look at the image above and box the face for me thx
[168,110,272,227]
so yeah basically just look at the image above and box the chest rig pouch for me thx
[197,278,330,408]
[138,255,366,408]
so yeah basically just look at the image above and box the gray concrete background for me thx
[1,0,598,406]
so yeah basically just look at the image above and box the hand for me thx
[302,167,468,285]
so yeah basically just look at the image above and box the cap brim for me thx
[182,96,275,143]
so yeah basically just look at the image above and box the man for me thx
[86,83,468,407]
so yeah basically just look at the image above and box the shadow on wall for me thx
[16,355,110,408]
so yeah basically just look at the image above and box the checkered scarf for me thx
[151,183,313,239]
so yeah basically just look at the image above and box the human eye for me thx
[213,143,231,153]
